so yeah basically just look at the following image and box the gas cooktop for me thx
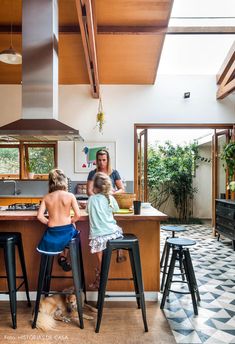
[7,203,40,211]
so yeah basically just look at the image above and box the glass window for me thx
[0,142,57,179]
[27,146,55,175]
[0,146,20,178]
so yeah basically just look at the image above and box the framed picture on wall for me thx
[74,141,116,173]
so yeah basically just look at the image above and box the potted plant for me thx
[26,159,35,179]
[221,141,235,187]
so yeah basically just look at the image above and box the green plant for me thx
[221,141,235,183]
[147,141,199,222]
[26,159,32,173]
[26,159,36,173]
[95,98,105,133]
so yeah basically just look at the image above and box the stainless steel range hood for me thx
[0,0,83,142]
[0,119,82,142]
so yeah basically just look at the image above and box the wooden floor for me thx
[0,301,176,344]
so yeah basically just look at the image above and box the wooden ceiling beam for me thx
[217,78,235,100]
[217,41,235,84]
[98,26,235,35]
[1,25,235,35]
[217,60,235,99]
[216,42,235,99]
[75,0,99,98]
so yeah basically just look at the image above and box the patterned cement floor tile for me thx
[160,225,235,343]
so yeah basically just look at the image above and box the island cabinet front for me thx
[0,208,167,292]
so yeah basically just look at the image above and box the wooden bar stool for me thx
[160,225,186,291]
[95,233,148,333]
[32,233,86,329]
[0,232,31,329]
[160,237,200,315]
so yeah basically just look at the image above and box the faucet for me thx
[3,180,17,195]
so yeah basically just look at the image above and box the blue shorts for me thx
[37,224,78,255]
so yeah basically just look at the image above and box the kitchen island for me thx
[0,208,167,293]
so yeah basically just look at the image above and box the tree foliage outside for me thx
[0,148,19,174]
[148,141,199,222]
[0,146,55,177]
[28,147,54,174]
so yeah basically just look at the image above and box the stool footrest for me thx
[108,278,133,281]
[50,275,73,279]
[105,294,141,298]
[168,289,196,295]
[41,291,77,296]
[0,276,24,279]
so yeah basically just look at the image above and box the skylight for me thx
[158,0,235,75]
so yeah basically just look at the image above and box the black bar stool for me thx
[160,225,186,291]
[160,237,200,315]
[32,233,86,329]
[0,232,31,329]
[95,233,148,333]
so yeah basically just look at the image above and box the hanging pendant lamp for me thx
[0,45,22,64]
[0,1,22,65]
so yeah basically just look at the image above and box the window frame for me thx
[0,142,57,180]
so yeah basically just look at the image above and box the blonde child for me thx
[88,172,123,289]
[37,169,80,266]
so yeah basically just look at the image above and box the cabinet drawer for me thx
[216,205,235,220]
[216,216,235,230]
[216,224,235,239]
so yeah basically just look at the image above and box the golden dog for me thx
[34,288,97,331]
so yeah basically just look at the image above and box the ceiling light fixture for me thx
[0,1,22,65]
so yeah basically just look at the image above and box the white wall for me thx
[193,144,212,219]
[0,74,234,182]
[58,75,234,180]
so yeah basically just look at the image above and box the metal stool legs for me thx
[95,237,148,333]
[160,247,200,315]
[160,242,171,291]
[69,237,84,329]
[4,241,17,329]
[32,254,50,328]
[131,242,148,332]
[32,235,85,329]
[17,238,31,306]
[95,248,112,333]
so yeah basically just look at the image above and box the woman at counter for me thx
[87,149,125,196]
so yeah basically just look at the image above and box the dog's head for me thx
[65,293,77,313]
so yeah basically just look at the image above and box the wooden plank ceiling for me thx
[0,0,173,88]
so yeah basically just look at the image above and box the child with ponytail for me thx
[88,172,123,289]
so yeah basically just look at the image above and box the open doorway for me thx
[134,124,234,227]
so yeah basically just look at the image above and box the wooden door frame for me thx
[138,129,148,201]
[212,129,230,229]
[134,123,234,220]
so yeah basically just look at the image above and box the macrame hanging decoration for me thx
[96,98,105,134]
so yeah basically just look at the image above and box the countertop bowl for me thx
[113,193,136,209]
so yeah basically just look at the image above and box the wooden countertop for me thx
[0,195,44,198]
[0,207,167,222]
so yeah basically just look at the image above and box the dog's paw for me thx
[60,316,71,323]
[83,314,94,320]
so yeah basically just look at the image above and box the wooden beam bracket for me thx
[216,42,235,99]
[75,0,99,98]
